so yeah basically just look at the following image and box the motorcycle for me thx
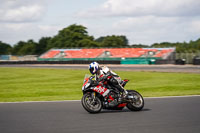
[81,74,144,113]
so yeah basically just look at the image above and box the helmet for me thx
[89,62,99,75]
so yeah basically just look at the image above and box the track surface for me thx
[0,96,200,133]
[0,64,200,73]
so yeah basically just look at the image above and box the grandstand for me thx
[38,48,175,64]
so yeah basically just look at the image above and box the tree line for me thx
[0,24,200,55]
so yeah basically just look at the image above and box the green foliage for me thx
[36,37,51,54]
[0,41,11,54]
[95,37,105,43]
[12,40,37,55]
[0,24,200,55]
[78,39,99,48]
[131,44,150,48]
[12,41,26,55]
[96,35,129,47]
[47,24,95,49]
[0,67,199,102]
[151,39,200,53]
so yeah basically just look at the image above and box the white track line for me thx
[0,95,200,104]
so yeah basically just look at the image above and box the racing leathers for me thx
[95,66,125,94]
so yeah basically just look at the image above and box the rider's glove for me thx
[98,71,112,82]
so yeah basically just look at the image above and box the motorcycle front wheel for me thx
[81,92,102,113]
[126,90,144,111]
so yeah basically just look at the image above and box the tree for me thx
[95,37,105,43]
[98,35,129,47]
[0,41,12,55]
[77,39,99,48]
[19,40,36,55]
[35,37,51,55]
[47,24,95,49]
[12,41,26,55]
[150,39,200,53]
[131,44,149,48]
[12,40,37,55]
[120,35,129,46]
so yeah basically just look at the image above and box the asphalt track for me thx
[0,64,200,73]
[0,96,200,133]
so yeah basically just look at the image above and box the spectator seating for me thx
[40,48,175,59]
[40,50,60,58]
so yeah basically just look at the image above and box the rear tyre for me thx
[126,90,144,111]
[81,92,102,113]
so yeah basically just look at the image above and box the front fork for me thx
[90,92,97,105]
[91,92,96,100]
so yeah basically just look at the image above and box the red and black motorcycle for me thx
[81,74,144,113]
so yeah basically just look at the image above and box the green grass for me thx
[0,67,200,102]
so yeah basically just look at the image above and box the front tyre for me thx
[126,90,144,111]
[81,92,102,113]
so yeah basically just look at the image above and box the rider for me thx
[89,62,128,98]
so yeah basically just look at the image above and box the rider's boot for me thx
[114,84,128,100]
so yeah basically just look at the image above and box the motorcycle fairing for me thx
[93,85,110,97]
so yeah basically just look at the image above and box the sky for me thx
[0,0,200,46]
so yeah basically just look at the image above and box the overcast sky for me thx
[0,0,200,45]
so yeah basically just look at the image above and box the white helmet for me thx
[89,62,99,75]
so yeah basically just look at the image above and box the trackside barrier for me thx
[120,58,158,65]
[37,57,161,65]
[0,60,120,64]
[0,58,179,65]
[0,55,10,60]
[155,59,176,64]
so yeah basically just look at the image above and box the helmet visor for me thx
[89,67,95,74]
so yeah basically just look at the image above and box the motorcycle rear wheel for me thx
[126,90,144,111]
[81,92,102,113]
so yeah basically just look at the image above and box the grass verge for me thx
[0,67,200,102]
